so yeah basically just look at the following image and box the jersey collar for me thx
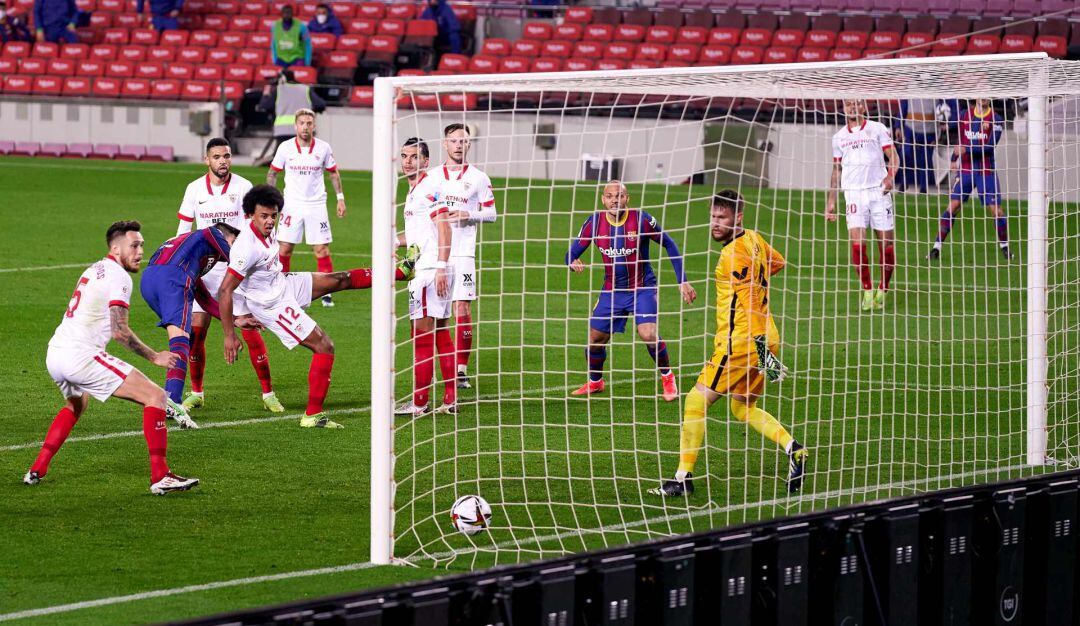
[973,106,992,119]
[604,209,629,227]
[105,254,120,264]
[205,173,231,196]
[408,172,427,196]
[249,220,270,248]
[846,119,867,133]
[295,137,314,154]
[443,163,469,180]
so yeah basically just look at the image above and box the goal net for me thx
[369,53,1080,568]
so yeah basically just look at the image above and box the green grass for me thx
[0,156,1076,623]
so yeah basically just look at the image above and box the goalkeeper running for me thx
[650,191,808,497]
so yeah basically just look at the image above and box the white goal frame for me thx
[370,52,1059,565]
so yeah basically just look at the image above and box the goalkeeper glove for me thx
[754,335,789,383]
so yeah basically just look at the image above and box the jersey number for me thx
[277,306,301,328]
[848,203,858,214]
[65,277,90,318]
[282,215,292,227]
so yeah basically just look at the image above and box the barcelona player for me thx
[565,180,696,401]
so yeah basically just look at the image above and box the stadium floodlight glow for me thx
[371,53,1080,566]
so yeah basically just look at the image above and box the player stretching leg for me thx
[218,185,416,429]
[175,138,282,414]
[427,123,498,390]
[927,97,1013,261]
[650,191,807,497]
[25,221,199,495]
[267,108,347,307]
[826,99,900,311]
[140,223,249,429]
[393,138,455,417]
[566,180,696,401]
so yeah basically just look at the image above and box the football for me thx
[450,495,492,536]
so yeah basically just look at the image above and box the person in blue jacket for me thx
[137,0,182,31]
[33,0,77,43]
[307,3,342,37]
[420,0,461,54]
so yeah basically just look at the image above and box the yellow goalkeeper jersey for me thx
[712,229,784,356]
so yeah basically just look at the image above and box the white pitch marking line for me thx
[0,251,372,274]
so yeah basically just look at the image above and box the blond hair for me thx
[295,108,316,122]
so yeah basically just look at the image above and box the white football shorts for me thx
[843,187,895,232]
[409,270,454,321]
[278,199,333,245]
[450,256,477,302]
[193,263,250,316]
[248,272,316,350]
[46,346,134,402]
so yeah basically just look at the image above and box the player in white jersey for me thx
[267,108,346,308]
[393,137,455,417]
[175,138,283,415]
[24,221,199,495]
[826,99,900,311]
[218,185,418,429]
[426,123,497,390]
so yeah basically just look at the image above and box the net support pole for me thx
[1026,69,1049,466]
[370,76,395,563]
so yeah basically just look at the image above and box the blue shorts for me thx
[589,289,658,334]
[140,265,196,334]
[950,172,1001,207]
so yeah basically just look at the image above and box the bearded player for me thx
[826,99,900,311]
[24,221,198,495]
[565,180,696,401]
[650,191,807,498]
[176,138,283,414]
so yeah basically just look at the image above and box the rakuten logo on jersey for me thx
[599,246,635,258]
[964,129,990,142]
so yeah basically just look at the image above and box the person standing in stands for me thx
[0,1,32,42]
[33,0,76,43]
[420,0,462,55]
[270,4,311,69]
[137,0,182,32]
[254,69,326,167]
[307,3,342,37]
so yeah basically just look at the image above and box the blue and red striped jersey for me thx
[565,209,685,291]
[147,226,231,280]
[958,107,1003,174]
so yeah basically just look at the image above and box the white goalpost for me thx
[370,53,1080,567]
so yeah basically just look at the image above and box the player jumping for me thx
[826,99,900,311]
[650,191,807,497]
[565,180,696,401]
[927,97,1013,261]
[218,185,416,429]
[176,138,283,414]
[267,108,347,307]
[394,137,456,417]
[24,221,199,495]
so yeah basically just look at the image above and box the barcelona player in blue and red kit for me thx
[929,97,1013,261]
[140,223,242,428]
[565,181,697,401]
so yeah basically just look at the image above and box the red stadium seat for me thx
[699,45,732,65]
[565,58,594,71]
[223,64,254,85]
[181,80,213,101]
[241,0,266,14]
[677,26,709,46]
[931,35,966,53]
[731,45,764,65]
[310,32,336,52]
[118,45,146,62]
[257,15,277,30]
[102,29,128,45]
[206,48,235,64]
[114,13,141,29]
[364,35,398,63]
[1035,35,1067,57]
[202,14,229,30]
[541,40,572,58]
[230,15,258,31]
[614,24,646,43]
[76,60,104,76]
[468,55,498,73]
[668,43,699,63]
[346,18,377,35]
[18,57,45,74]
[165,62,194,80]
[440,93,477,111]
[160,31,189,47]
[900,32,934,49]
[255,65,281,82]
[797,46,829,62]
[804,30,836,48]
[135,62,164,79]
[358,2,384,19]
[634,42,665,62]
[868,31,901,49]
[3,75,32,95]
[236,48,266,64]
[629,60,660,69]
[194,65,222,81]
[98,0,122,10]
[62,76,92,96]
[65,142,92,158]
[349,85,374,107]
[554,23,583,41]
[437,53,468,73]
[105,60,134,78]
[741,28,772,47]
[646,25,677,45]
[248,32,271,48]
[0,57,13,74]
[564,6,591,23]
[966,34,1000,54]
[117,144,146,160]
[2,41,31,58]
[212,81,244,101]
[321,50,357,68]
[33,75,62,95]
[499,56,529,73]
[177,47,207,63]
[772,29,804,47]
[410,93,437,110]
[531,57,563,72]
[220,32,247,48]
[1000,34,1033,53]
[582,23,613,43]
[480,38,510,56]
[149,78,182,100]
[32,42,59,58]
[403,20,437,47]
[523,22,553,41]
[829,48,861,61]
[92,77,121,97]
[120,78,151,99]
[60,43,89,60]
[572,41,602,58]
[290,66,317,83]
[47,58,76,76]
[894,50,927,59]
[130,29,158,45]
[595,59,626,71]
[189,31,218,47]
[837,31,869,50]
[764,46,796,63]
[511,39,540,58]
[88,12,112,29]
[384,3,413,20]
[146,46,174,62]
[75,0,95,10]
[90,44,117,61]
[376,20,405,39]
[708,28,741,47]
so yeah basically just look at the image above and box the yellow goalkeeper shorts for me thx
[697,349,765,397]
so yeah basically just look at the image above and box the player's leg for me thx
[572,293,618,396]
[277,205,304,272]
[409,316,437,412]
[278,241,295,272]
[731,375,807,493]
[141,269,198,428]
[183,311,210,410]
[25,393,90,484]
[163,324,198,429]
[844,190,874,309]
[241,324,280,412]
[870,193,896,309]
[979,174,1012,259]
[453,300,473,388]
[296,325,343,429]
[636,320,677,402]
[434,317,457,410]
[648,377,721,497]
[930,174,971,259]
[313,245,335,307]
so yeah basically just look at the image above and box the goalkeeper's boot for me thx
[926,246,941,261]
[181,391,204,412]
[647,473,694,497]
[571,379,605,396]
[436,401,457,415]
[860,290,875,311]
[660,371,679,402]
[166,399,199,430]
[394,400,431,418]
[262,391,285,413]
[150,472,200,495]
[1001,245,1015,261]
[299,413,345,429]
[787,442,809,494]
[23,470,41,486]
[397,244,421,281]
[456,372,472,390]
[873,289,886,310]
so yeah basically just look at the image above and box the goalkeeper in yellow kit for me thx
[649,190,808,497]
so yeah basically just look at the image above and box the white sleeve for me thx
[877,122,894,150]
[831,134,843,161]
[177,184,196,237]
[468,174,497,223]
[269,143,287,172]
[323,146,338,172]
[107,272,132,309]
[226,239,258,280]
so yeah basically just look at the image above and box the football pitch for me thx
[0,156,1075,624]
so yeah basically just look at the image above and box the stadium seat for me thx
[257,15,277,30]
[202,14,229,30]
[731,45,763,65]
[901,32,934,49]
[19,57,45,74]
[868,31,901,49]
[207,48,235,64]
[1000,33,1033,53]
[105,60,134,78]
[604,42,636,61]
[32,42,59,58]
[654,9,685,28]
[189,30,218,47]
[0,57,13,75]
[595,59,626,71]
[160,31,189,47]
[668,43,700,63]
[467,55,498,73]
[523,22,553,41]
[212,81,244,101]
[90,45,117,61]
[646,25,677,44]
[66,142,92,158]
[377,19,404,38]
[358,2,384,19]
[230,15,258,31]
[320,51,357,81]
[76,60,104,76]
[931,35,966,53]
[764,46,796,63]
[615,24,646,43]
[480,38,511,56]
[573,41,602,58]
[677,26,709,46]
[683,10,714,29]
[565,58,594,71]
[0,140,20,156]
[308,32,337,54]
[362,35,398,64]
[410,93,438,110]
[120,78,150,99]
[741,28,772,47]
[177,47,207,63]
[32,75,62,95]
[1034,35,1067,57]
[837,31,868,50]
[246,33,272,49]
[47,57,76,75]
[11,141,40,156]
[130,29,158,46]
[60,44,89,60]
[583,24,615,43]
[147,46,175,62]
[384,3,413,20]
[290,66,317,83]
[194,65,222,81]
[403,20,437,47]
[966,34,1001,54]
[349,85,374,107]
[779,10,811,31]
[699,45,732,65]
[102,28,129,45]
[88,12,112,29]
[180,80,212,101]
[940,16,971,36]
[165,63,195,80]
[531,57,563,72]
[709,27,741,47]
[135,62,164,79]
[797,46,829,62]
[91,77,120,97]
[98,0,122,10]
[223,65,254,86]
[622,7,653,27]
[863,48,894,59]
[747,11,779,31]
[540,40,572,58]
[633,42,665,62]
[843,15,874,33]
[336,34,367,52]
[554,23,583,41]
[499,56,529,73]
[255,65,281,82]
[772,29,805,47]
[241,1,266,15]
[346,18,377,35]
[2,41,30,58]
[811,13,842,33]
[876,14,906,35]
[91,143,120,158]
[829,48,861,61]
[220,32,247,48]
[118,46,146,62]
[116,13,143,29]
[907,14,938,36]
[804,30,835,47]
[564,6,592,23]
[511,39,540,58]
[40,142,67,157]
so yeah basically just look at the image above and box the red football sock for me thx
[306,353,335,416]
[878,241,895,292]
[455,314,473,369]
[188,324,208,393]
[851,242,872,291]
[30,407,78,476]
[142,406,169,483]
[349,268,372,289]
[242,329,273,393]
[279,254,291,272]
[413,328,435,407]
[395,267,408,281]
[436,327,456,404]
[316,254,333,274]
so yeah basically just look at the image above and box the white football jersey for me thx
[832,119,893,190]
[403,173,446,273]
[227,221,287,307]
[176,173,254,237]
[49,256,132,352]
[270,137,338,204]
[427,163,496,258]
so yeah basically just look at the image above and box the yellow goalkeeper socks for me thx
[677,387,708,476]
[731,398,794,453]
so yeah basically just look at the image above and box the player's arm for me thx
[266,168,279,186]
[176,186,196,237]
[949,144,962,175]
[468,179,497,223]
[825,159,841,221]
[109,305,178,368]
[329,168,346,218]
[882,144,899,194]
[217,269,244,364]
[730,258,787,382]
[434,208,452,297]
[765,240,786,276]
[645,213,696,304]
[565,216,593,273]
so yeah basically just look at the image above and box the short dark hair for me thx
[316,2,329,9]
[403,136,429,158]
[106,220,141,245]
[712,190,743,213]
[443,123,468,137]
[205,137,230,153]
[214,222,241,237]
[243,184,284,216]
[281,69,295,83]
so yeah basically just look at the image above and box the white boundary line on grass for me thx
[0,251,372,274]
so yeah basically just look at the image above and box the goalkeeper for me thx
[650,191,808,497]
